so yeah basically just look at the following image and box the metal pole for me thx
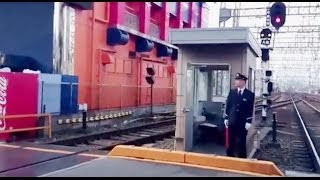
[120,84,122,109]
[82,110,87,130]
[150,84,153,116]
[272,112,277,143]
[262,64,268,122]
[43,105,46,114]
[41,81,44,113]
[70,82,73,113]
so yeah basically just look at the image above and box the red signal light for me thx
[270,2,286,29]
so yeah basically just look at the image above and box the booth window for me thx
[212,69,230,98]
[196,67,230,101]
[197,70,208,101]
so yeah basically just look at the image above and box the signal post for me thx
[261,2,286,123]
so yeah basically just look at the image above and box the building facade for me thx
[0,2,209,111]
[74,2,210,110]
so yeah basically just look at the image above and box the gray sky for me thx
[208,2,220,28]
[206,2,320,92]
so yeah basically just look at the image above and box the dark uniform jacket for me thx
[224,88,255,128]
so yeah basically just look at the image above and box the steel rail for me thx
[291,95,320,171]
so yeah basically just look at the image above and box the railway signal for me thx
[270,2,286,30]
[261,68,273,123]
[268,82,273,95]
[260,28,272,39]
[266,70,272,77]
[145,67,155,85]
[260,28,272,46]
[146,67,155,116]
[261,48,270,62]
[261,8,273,123]
[267,99,272,106]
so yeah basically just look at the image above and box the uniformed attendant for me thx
[224,73,255,158]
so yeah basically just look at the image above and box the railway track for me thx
[44,93,287,154]
[255,94,282,105]
[255,97,297,112]
[49,116,176,151]
[305,96,320,106]
[254,94,320,173]
[49,94,284,150]
[293,96,320,172]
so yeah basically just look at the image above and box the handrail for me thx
[0,113,52,139]
[0,113,51,119]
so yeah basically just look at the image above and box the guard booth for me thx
[170,28,261,157]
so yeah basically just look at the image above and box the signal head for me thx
[260,28,272,39]
[270,2,286,29]
[145,76,154,85]
[261,48,270,62]
[146,67,155,76]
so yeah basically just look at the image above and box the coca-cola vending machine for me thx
[0,72,38,142]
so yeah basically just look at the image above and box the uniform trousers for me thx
[226,124,248,158]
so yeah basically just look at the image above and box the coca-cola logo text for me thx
[0,76,8,131]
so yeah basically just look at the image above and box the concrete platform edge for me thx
[108,145,284,177]
[110,156,269,177]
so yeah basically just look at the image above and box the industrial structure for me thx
[219,2,320,93]
[0,2,210,140]
[0,2,210,115]
[74,2,209,110]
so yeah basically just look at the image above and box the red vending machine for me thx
[0,72,38,142]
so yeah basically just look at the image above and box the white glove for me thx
[245,122,252,130]
[224,119,228,127]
